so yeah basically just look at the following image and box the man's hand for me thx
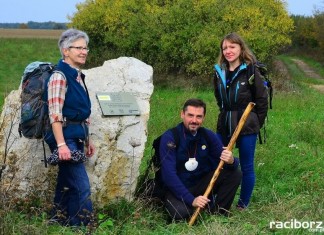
[192,195,210,208]
[220,147,234,164]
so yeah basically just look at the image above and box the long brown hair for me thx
[217,32,256,68]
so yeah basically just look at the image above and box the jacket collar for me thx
[57,59,79,79]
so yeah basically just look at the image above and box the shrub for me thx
[70,0,294,76]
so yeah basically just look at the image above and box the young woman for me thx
[213,32,268,209]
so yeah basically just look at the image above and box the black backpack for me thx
[136,127,210,200]
[18,61,64,166]
[247,61,273,143]
[254,61,273,109]
[150,127,179,187]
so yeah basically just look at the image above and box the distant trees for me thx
[26,21,67,30]
[0,23,21,29]
[290,4,324,60]
[0,21,67,30]
[69,0,294,75]
[18,24,28,29]
[313,11,324,56]
[290,15,318,48]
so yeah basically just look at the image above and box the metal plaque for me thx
[96,92,140,116]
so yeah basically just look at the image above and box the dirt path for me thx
[291,58,324,93]
[291,59,322,79]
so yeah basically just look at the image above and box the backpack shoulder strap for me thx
[51,67,67,84]
[246,63,257,104]
[52,69,66,79]
[170,127,180,147]
[247,63,255,83]
[151,126,179,167]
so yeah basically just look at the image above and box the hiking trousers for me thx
[164,167,242,221]
[48,138,93,226]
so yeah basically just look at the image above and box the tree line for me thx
[0,21,67,30]
[290,11,324,62]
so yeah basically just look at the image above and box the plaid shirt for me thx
[47,69,87,124]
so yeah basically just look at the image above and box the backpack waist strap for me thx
[63,119,89,141]
[63,119,86,127]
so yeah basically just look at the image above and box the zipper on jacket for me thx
[235,82,239,103]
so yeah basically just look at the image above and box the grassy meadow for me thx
[0,29,64,39]
[0,37,60,109]
[0,33,324,234]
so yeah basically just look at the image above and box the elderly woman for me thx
[45,28,95,226]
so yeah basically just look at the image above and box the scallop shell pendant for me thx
[185,158,198,171]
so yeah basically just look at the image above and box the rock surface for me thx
[0,57,154,206]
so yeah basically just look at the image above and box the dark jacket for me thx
[213,63,268,138]
[44,59,91,144]
[159,123,239,205]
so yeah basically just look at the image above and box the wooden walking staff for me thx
[188,102,256,226]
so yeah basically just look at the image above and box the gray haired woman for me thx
[45,28,95,226]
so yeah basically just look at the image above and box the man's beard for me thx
[188,123,200,133]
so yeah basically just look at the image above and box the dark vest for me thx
[44,59,91,144]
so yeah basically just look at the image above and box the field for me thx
[0,32,324,234]
[0,28,64,39]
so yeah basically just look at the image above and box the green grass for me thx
[0,38,60,109]
[1,39,324,234]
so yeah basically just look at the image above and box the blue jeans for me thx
[217,133,257,208]
[48,139,93,226]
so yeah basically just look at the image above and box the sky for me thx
[0,0,323,23]
[0,0,84,23]
[286,0,323,16]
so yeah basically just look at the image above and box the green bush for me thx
[70,0,294,75]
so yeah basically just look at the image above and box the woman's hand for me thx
[86,141,95,157]
[58,144,71,161]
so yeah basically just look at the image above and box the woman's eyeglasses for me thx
[69,46,89,52]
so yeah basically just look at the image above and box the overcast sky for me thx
[0,0,323,23]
